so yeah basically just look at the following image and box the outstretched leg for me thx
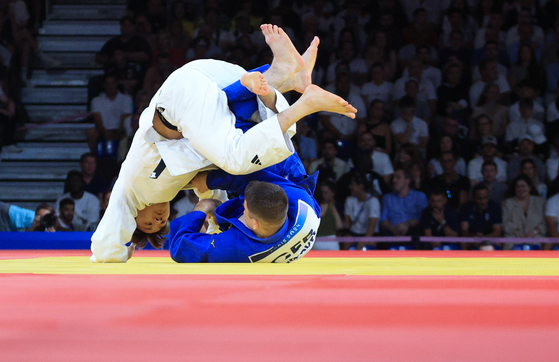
[260,24,304,90]
[277,84,357,133]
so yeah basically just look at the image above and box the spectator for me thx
[168,0,195,38]
[320,71,366,141]
[86,74,133,156]
[508,23,543,66]
[308,139,350,182]
[314,181,343,251]
[105,48,140,96]
[56,198,75,231]
[472,40,508,82]
[480,160,508,204]
[394,58,437,116]
[151,30,185,69]
[469,59,511,107]
[473,11,506,50]
[546,133,559,182]
[25,203,56,232]
[421,187,460,239]
[505,7,544,51]
[431,151,470,211]
[168,19,190,59]
[0,201,35,231]
[440,6,475,49]
[505,99,545,147]
[402,7,440,46]
[354,131,394,184]
[191,10,231,53]
[0,83,18,153]
[392,78,431,123]
[375,8,405,50]
[367,29,397,81]
[459,184,503,240]
[545,190,559,249]
[356,99,392,155]
[468,114,505,154]
[508,80,545,124]
[521,158,547,199]
[393,142,424,171]
[502,174,546,249]
[361,62,394,108]
[95,16,151,76]
[56,170,100,231]
[143,52,175,97]
[429,117,471,160]
[471,83,509,138]
[507,134,547,183]
[404,45,442,89]
[391,96,429,154]
[410,161,428,193]
[508,45,545,97]
[436,62,469,121]
[99,188,111,220]
[78,153,110,198]
[548,97,559,146]
[325,41,368,86]
[439,29,472,71]
[546,48,559,100]
[343,172,381,250]
[380,168,428,237]
[428,134,467,178]
[468,135,507,185]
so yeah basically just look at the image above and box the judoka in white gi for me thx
[91,25,357,262]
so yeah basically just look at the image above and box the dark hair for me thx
[482,160,497,172]
[131,224,169,249]
[519,98,533,108]
[245,181,288,227]
[399,95,416,108]
[477,82,500,106]
[80,152,96,163]
[350,171,372,191]
[429,187,447,198]
[321,138,339,150]
[505,174,539,198]
[472,183,489,196]
[64,170,84,192]
[119,16,135,25]
[59,198,75,209]
[36,202,54,213]
[479,58,495,72]
[394,166,412,180]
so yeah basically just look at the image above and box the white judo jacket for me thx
[91,60,294,262]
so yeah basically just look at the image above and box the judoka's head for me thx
[132,202,170,248]
[243,181,288,238]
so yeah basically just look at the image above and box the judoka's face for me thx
[136,202,170,233]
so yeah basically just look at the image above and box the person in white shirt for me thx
[391,96,429,153]
[504,7,544,49]
[469,59,511,107]
[402,44,442,89]
[505,99,546,145]
[91,25,358,263]
[56,171,100,231]
[325,41,368,85]
[360,62,393,107]
[357,131,394,184]
[508,80,545,124]
[468,135,507,185]
[394,59,437,115]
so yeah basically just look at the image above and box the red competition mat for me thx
[1,249,558,362]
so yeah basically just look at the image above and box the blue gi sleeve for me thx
[169,211,213,263]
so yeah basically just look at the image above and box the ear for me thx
[251,218,261,232]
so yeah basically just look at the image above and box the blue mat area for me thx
[0,232,93,249]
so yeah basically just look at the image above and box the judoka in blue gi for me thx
[168,69,321,263]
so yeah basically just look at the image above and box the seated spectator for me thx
[190,11,230,54]
[393,59,437,115]
[0,83,18,153]
[308,139,350,182]
[356,99,392,155]
[545,190,559,250]
[471,83,509,137]
[402,7,439,47]
[502,174,546,249]
[508,45,545,98]
[440,6,475,49]
[168,0,195,38]
[473,11,506,50]
[325,41,368,86]
[508,23,543,66]
[78,153,111,199]
[509,80,545,124]
[320,71,366,141]
[86,73,133,156]
[105,48,141,96]
[56,198,75,231]
[505,7,544,50]
[0,201,35,231]
[392,78,431,123]
[143,52,175,97]
[521,159,547,199]
[468,135,507,185]
[361,62,394,108]
[428,134,467,178]
[391,96,429,155]
[459,184,503,242]
[438,29,472,71]
[410,161,428,193]
[402,44,442,89]
[354,131,393,184]
[56,170,100,231]
[505,99,546,148]
[506,134,547,183]
[26,203,57,232]
[315,181,343,251]
[480,160,508,205]
[431,151,471,211]
[95,16,151,76]
[343,172,381,250]
[380,168,428,237]
[468,115,505,157]
[472,40,508,82]
[428,117,471,160]
[436,62,469,121]
[469,59,511,107]
[421,188,460,241]
[393,143,424,171]
[367,29,397,81]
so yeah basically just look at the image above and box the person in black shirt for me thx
[431,151,470,211]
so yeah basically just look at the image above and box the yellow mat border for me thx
[1,256,559,275]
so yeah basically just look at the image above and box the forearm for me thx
[382,220,396,234]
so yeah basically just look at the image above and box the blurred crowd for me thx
[3,0,559,251]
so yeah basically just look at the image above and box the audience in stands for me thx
[56,170,100,232]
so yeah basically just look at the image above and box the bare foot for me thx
[240,71,269,96]
[300,85,357,118]
[260,24,304,88]
[280,36,320,94]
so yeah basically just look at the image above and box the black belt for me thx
[156,108,178,131]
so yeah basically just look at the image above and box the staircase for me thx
[0,0,126,210]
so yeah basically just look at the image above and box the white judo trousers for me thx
[91,60,294,262]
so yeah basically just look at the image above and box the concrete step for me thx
[22,87,87,105]
[0,162,79,181]
[1,143,90,161]
[49,4,126,20]
[0,181,64,202]
[30,70,103,87]
[54,0,127,4]
[39,21,120,36]
[25,105,89,124]
[38,36,110,52]
[24,124,90,142]
[37,52,99,69]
